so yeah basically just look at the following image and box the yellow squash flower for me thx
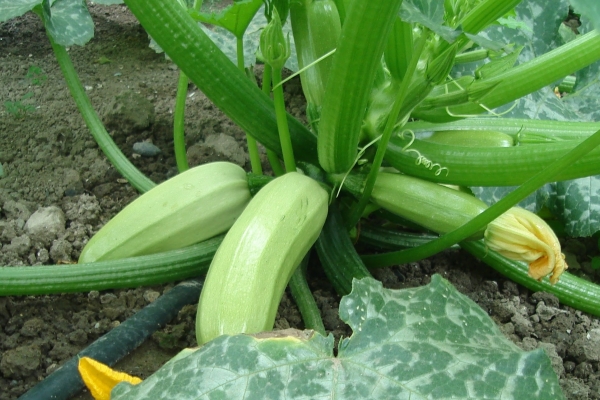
[484,207,568,284]
[78,357,142,400]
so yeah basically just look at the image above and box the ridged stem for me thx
[174,70,190,172]
[0,236,222,295]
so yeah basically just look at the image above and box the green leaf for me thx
[400,0,460,43]
[471,184,551,213]
[546,177,600,237]
[189,0,263,38]
[0,0,42,22]
[475,0,571,120]
[111,276,563,399]
[570,0,600,32]
[198,5,298,70]
[42,0,94,46]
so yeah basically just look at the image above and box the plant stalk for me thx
[46,31,155,193]
[174,70,190,172]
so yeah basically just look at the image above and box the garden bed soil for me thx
[0,4,599,399]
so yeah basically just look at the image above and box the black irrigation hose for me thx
[19,278,204,400]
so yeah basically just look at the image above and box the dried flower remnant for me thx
[484,207,568,284]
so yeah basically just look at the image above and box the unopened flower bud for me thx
[259,8,290,70]
[426,43,458,85]
[484,207,568,284]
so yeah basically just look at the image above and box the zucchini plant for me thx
[2,0,600,398]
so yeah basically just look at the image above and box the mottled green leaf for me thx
[112,276,563,399]
[0,0,42,22]
[570,0,600,32]
[42,0,94,46]
[546,177,600,237]
[562,17,600,121]
[400,0,460,43]
[199,5,298,70]
[471,184,551,213]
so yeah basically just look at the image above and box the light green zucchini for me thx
[79,162,251,263]
[372,172,488,236]
[196,172,328,345]
[424,130,514,147]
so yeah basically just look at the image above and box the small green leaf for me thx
[111,276,563,399]
[189,0,263,38]
[0,0,42,22]
[42,0,94,46]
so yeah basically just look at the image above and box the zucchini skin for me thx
[370,172,488,237]
[196,172,329,345]
[339,171,488,236]
[79,162,251,263]
[424,130,514,147]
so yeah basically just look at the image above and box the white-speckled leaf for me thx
[471,184,551,213]
[546,177,600,237]
[111,276,563,399]
[477,0,572,120]
[561,17,600,121]
[400,0,460,43]
[199,5,298,70]
[0,0,42,22]
[42,0,94,46]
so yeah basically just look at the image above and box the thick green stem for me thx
[288,254,326,336]
[461,241,600,317]
[414,30,600,121]
[362,128,600,268]
[174,70,190,172]
[347,30,429,227]
[47,31,155,192]
[385,133,600,186]
[123,0,318,164]
[0,236,222,295]
[317,0,404,173]
[272,68,297,172]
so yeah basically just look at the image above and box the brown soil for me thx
[0,4,599,400]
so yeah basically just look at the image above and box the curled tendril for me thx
[399,130,449,176]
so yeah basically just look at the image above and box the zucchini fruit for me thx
[79,162,251,263]
[196,172,328,345]
[424,130,514,147]
[342,171,488,237]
